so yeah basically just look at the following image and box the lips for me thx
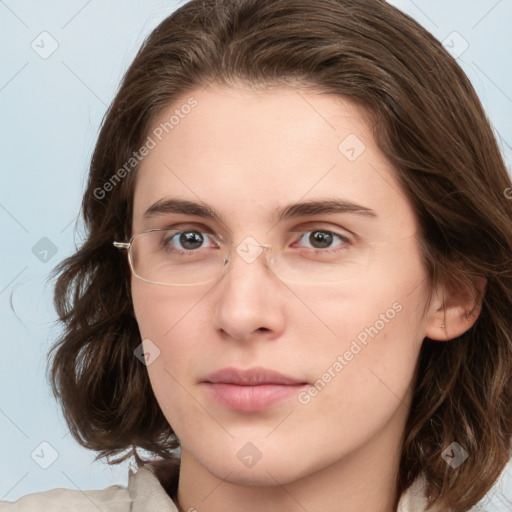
[203,366,306,386]
[201,367,308,412]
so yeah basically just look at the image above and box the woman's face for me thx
[131,84,433,486]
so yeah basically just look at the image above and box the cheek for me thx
[306,291,423,392]
[132,294,211,391]
[303,248,428,399]
[296,258,426,353]
[131,282,211,431]
[283,281,426,468]
[131,279,208,339]
[131,279,212,385]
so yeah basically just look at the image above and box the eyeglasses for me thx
[113,228,417,287]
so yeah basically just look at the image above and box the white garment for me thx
[0,460,477,511]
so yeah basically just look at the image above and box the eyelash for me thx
[291,230,352,253]
[161,226,353,254]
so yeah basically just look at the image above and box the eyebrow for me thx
[276,199,377,222]
[143,198,222,221]
[142,198,377,223]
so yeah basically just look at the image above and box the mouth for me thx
[201,366,309,412]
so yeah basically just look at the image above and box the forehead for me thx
[132,84,417,237]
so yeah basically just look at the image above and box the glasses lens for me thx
[267,242,370,285]
[266,234,417,285]
[130,229,227,285]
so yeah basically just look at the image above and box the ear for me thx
[424,276,487,341]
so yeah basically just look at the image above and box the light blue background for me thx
[1,0,511,508]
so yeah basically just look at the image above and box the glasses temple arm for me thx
[113,241,130,250]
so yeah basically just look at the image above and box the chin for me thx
[192,439,327,487]
[205,458,306,487]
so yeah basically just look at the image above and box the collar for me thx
[128,458,180,512]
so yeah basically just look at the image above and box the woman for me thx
[3,0,511,510]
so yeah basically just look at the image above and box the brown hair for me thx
[49,0,512,510]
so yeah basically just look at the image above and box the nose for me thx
[212,242,286,343]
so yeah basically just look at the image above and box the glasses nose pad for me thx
[260,244,284,279]
[256,244,273,270]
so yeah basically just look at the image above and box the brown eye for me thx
[178,231,205,250]
[161,230,210,251]
[294,230,350,251]
[309,231,334,248]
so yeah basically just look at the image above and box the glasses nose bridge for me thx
[228,238,275,274]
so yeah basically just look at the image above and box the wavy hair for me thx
[49,0,512,510]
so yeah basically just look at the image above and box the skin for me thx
[131,84,483,512]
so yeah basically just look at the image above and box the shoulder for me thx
[0,484,131,511]
[397,476,437,512]
[0,459,180,512]
[397,475,483,512]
